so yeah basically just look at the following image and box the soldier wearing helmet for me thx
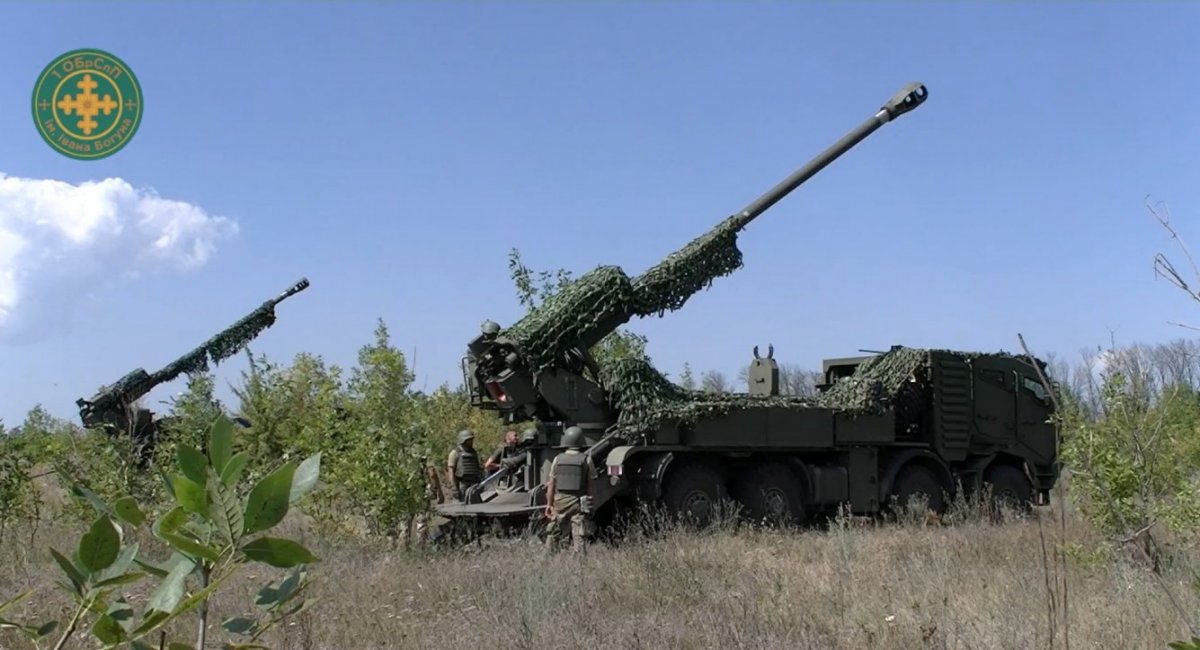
[519,427,537,445]
[497,427,539,488]
[484,430,521,474]
[544,426,595,553]
[446,429,482,501]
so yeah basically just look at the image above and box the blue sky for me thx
[2,2,1198,426]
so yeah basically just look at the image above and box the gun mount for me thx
[461,83,928,431]
[76,278,311,454]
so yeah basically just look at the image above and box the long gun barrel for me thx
[732,82,926,229]
[77,277,311,430]
[489,83,927,372]
[464,83,928,418]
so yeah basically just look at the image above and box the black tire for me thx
[983,464,1033,516]
[731,462,808,527]
[888,464,948,514]
[661,460,727,527]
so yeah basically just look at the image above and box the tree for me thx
[222,319,504,545]
[736,362,822,397]
[679,363,696,391]
[700,370,729,393]
[780,364,823,398]
[152,373,224,469]
[334,319,431,543]
[0,432,38,544]
[232,351,348,473]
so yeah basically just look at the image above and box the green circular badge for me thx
[32,48,143,160]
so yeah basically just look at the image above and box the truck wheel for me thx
[983,464,1033,517]
[732,462,807,527]
[661,461,727,527]
[888,464,947,515]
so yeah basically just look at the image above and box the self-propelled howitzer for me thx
[76,278,311,451]
[462,83,928,428]
[442,82,1061,540]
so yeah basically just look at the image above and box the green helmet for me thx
[457,429,474,445]
[520,428,537,444]
[561,426,584,449]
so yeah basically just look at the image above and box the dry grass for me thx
[2,496,1197,650]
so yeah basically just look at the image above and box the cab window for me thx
[1021,376,1047,400]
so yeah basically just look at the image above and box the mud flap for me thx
[605,447,673,500]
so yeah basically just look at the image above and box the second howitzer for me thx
[76,278,311,453]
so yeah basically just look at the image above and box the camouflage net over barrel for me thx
[502,265,638,373]
[503,215,748,373]
[86,303,282,408]
[630,214,745,316]
[149,304,280,383]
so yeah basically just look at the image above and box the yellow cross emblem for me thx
[56,74,119,136]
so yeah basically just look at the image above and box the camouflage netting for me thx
[630,214,746,316]
[100,370,154,402]
[80,303,282,432]
[600,357,815,437]
[601,347,1035,438]
[813,346,1036,414]
[493,206,1034,438]
[502,265,638,373]
[503,215,749,373]
[148,304,280,384]
[813,346,932,414]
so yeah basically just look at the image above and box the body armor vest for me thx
[553,452,588,494]
[455,447,482,484]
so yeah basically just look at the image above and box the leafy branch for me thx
[0,414,321,650]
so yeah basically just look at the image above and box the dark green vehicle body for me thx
[810,349,1059,510]
[440,344,1059,528]
[435,82,1060,530]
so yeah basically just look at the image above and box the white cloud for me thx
[0,173,238,343]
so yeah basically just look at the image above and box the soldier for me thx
[543,426,594,553]
[424,455,444,504]
[446,429,482,501]
[498,428,538,488]
[415,455,443,545]
[484,430,520,474]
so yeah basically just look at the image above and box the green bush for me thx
[0,413,321,650]
[1060,371,1200,540]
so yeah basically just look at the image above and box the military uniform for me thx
[493,428,537,488]
[446,430,482,500]
[415,456,442,544]
[485,431,519,474]
[544,426,594,553]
